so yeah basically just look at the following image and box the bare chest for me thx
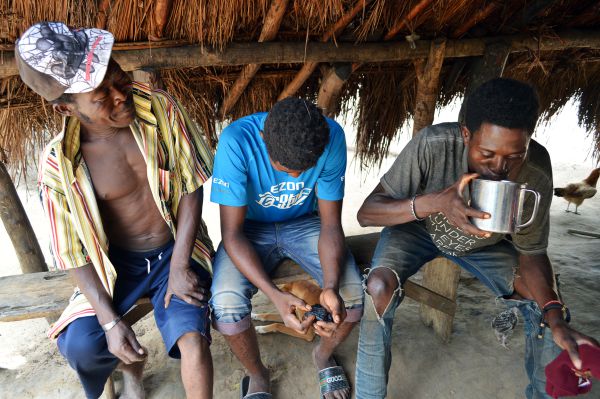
[81,132,149,202]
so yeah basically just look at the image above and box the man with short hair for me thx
[210,97,364,399]
[354,78,599,399]
[16,22,215,399]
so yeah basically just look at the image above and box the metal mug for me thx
[469,179,541,234]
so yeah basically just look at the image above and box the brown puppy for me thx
[252,280,322,342]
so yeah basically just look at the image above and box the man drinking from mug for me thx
[354,78,599,399]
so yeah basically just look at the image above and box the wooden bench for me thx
[0,233,457,323]
[0,232,459,397]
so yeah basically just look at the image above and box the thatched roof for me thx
[1,0,600,172]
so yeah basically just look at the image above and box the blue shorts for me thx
[209,214,364,335]
[57,240,211,399]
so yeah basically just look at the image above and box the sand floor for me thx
[1,122,599,398]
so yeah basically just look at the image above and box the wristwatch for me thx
[101,316,122,332]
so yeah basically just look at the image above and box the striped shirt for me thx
[40,82,214,339]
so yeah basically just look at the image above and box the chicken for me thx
[554,168,600,214]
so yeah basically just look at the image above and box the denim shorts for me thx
[209,214,364,335]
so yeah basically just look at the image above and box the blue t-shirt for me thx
[210,112,346,222]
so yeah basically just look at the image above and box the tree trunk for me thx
[0,162,47,273]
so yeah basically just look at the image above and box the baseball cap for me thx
[15,22,114,101]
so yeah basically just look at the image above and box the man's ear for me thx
[52,103,75,117]
[461,125,471,146]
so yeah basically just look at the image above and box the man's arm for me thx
[165,187,210,307]
[317,199,347,329]
[220,205,314,333]
[519,254,599,369]
[357,175,491,237]
[70,264,146,364]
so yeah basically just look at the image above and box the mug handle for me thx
[516,188,541,230]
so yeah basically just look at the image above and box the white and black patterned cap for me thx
[15,22,114,101]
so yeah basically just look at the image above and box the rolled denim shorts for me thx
[209,214,364,335]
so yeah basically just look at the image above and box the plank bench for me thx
[0,232,459,398]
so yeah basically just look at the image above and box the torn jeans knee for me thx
[362,267,403,325]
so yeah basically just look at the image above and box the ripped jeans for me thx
[355,222,561,399]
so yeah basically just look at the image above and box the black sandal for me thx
[318,365,350,397]
[240,375,272,399]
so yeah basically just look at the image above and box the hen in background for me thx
[554,168,600,214]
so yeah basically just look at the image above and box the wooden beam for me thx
[412,39,446,134]
[0,30,599,78]
[278,0,370,100]
[0,162,47,274]
[220,0,289,117]
[0,233,456,322]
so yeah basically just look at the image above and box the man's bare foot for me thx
[117,360,146,399]
[312,346,350,399]
[244,365,270,397]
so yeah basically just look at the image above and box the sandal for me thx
[318,365,350,397]
[240,375,272,399]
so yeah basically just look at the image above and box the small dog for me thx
[252,280,322,342]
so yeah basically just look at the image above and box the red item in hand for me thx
[545,344,600,398]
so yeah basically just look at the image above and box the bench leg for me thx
[103,375,116,399]
[419,258,460,342]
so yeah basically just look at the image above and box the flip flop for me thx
[240,375,272,399]
[318,360,350,398]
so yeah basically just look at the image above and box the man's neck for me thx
[79,121,126,143]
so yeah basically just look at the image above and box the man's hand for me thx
[550,320,600,369]
[314,288,347,338]
[164,263,210,308]
[105,320,147,364]
[435,173,491,237]
[272,291,315,334]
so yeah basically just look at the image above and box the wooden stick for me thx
[1,30,599,78]
[450,2,499,38]
[219,0,289,116]
[278,0,370,100]
[383,0,434,41]
[567,229,600,238]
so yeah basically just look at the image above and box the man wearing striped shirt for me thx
[16,23,215,399]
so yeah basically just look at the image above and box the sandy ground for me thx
[1,103,599,398]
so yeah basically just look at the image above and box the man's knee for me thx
[366,267,400,313]
[178,332,210,358]
[59,330,107,365]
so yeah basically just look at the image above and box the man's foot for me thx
[117,360,146,399]
[312,347,350,399]
[243,366,270,397]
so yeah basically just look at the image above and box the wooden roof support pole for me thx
[317,63,352,116]
[458,40,512,123]
[220,0,289,117]
[412,39,446,134]
[278,0,370,101]
[0,161,46,274]
[408,38,459,343]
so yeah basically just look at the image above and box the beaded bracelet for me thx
[537,301,571,339]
